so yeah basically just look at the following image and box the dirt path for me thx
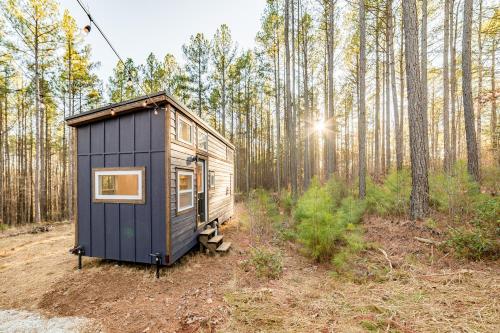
[0,206,499,332]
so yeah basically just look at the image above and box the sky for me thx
[59,0,267,83]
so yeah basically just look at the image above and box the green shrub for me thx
[481,164,500,195]
[447,227,499,260]
[429,162,500,260]
[365,169,411,216]
[248,247,283,279]
[295,177,365,265]
[278,190,294,215]
[429,162,481,217]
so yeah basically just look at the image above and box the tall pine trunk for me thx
[461,0,480,181]
[443,0,451,173]
[403,0,429,220]
[358,0,366,199]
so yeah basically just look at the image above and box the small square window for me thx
[198,128,208,151]
[93,168,145,204]
[177,114,193,145]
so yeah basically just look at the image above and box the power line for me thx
[74,0,162,111]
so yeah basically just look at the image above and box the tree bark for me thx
[358,0,366,199]
[327,0,336,176]
[403,0,429,220]
[476,0,483,166]
[285,0,297,197]
[450,0,458,166]
[443,0,451,173]
[375,6,381,178]
[461,0,480,181]
[388,2,402,171]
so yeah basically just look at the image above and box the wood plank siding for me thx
[169,107,234,263]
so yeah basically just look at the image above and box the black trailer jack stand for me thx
[149,252,162,278]
[70,246,85,269]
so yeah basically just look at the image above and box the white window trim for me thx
[177,170,194,212]
[227,147,234,161]
[93,168,144,203]
[177,114,193,145]
[197,128,208,151]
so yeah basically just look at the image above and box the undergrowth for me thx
[246,162,498,267]
[246,247,283,279]
[294,177,366,268]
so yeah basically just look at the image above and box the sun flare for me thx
[314,120,325,133]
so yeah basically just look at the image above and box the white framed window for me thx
[177,170,194,212]
[93,167,145,204]
[177,114,193,145]
[198,128,208,151]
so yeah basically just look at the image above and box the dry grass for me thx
[219,207,500,333]
[0,203,498,332]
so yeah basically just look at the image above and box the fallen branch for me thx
[377,248,393,271]
[414,237,442,246]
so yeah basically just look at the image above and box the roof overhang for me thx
[65,91,235,149]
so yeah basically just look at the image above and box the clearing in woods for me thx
[0,203,498,332]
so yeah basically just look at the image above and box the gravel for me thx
[0,309,100,333]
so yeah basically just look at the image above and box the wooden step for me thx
[216,242,231,252]
[208,235,223,244]
[199,228,216,236]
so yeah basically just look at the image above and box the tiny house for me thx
[66,91,234,266]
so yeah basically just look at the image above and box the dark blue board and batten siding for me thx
[77,109,166,264]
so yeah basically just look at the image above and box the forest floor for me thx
[0,203,499,333]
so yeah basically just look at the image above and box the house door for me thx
[196,159,207,226]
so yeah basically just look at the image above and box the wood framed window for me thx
[93,167,145,204]
[177,170,194,212]
[198,128,208,151]
[177,113,193,145]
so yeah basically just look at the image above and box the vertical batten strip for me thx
[165,104,172,263]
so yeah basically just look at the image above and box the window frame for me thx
[197,128,208,152]
[92,167,145,204]
[177,169,195,213]
[209,171,216,190]
[177,113,194,145]
[227,147,234,162]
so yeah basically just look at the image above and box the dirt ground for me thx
[0,204,499,332]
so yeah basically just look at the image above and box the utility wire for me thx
[75,0,162,111]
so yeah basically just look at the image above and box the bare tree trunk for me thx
[285,0,297,197]
[461,0,480,181]
[34,20,41,224]
[421,0,430,168]
[476,0,483,166]
[403,0,429,220]
[450,0,458,166]
[375,6,381,178]
[303,15,311,188]
[400,17,405,167]
[492,40,498,166]
[443,0,451,173]
[358,0,367,199]
[274,20,281,192]
[385,14,391,173]
[327,0,336,176]
[388,2,402,171]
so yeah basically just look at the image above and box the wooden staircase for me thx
[199,227,231,254]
